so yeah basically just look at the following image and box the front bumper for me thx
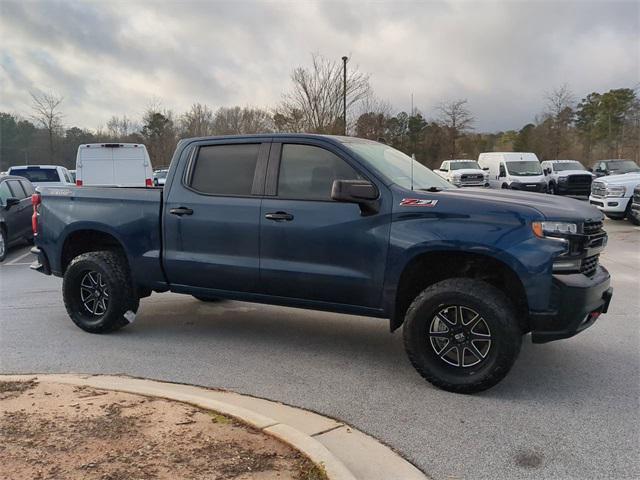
[589,195,628,213]
[529,266,612,343]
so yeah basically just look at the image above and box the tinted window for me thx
[190,144,259,195]
[9,167,60,183]
[7,180,27,199]
[277,144,360,200]
[21,181,35,195]
[0,181,12,204]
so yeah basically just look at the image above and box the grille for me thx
[568,174,593,185]
[591,181,606,197]
[460,174,484,184]
[583,221,603,235]
[580,255,599,277]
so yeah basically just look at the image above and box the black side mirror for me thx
[331,180,379,215]
[4,197,19,210]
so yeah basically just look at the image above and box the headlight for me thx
[605,185,626,197]
[532,221,577,237]
[558,177,568,183]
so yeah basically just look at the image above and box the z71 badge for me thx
[400,198,438,207]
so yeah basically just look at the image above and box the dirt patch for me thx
[0,380,327,480]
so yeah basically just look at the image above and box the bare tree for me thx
[544,84,576,158]
[212,106,273,135]
[279,53,371,134]
[437,99,474,158]
[180,103,214,137]
[30,91,64,159]
[106,115,134,139]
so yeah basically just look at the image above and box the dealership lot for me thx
[1,220,638,480]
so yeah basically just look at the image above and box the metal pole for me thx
[342,56,348,136]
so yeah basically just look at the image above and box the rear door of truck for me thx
[162,138,270,294]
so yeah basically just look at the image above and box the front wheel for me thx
[0,228,6,262]
[63,251,139,333]
[403,278,522,394]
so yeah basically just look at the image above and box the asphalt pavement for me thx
[1,219,638,480]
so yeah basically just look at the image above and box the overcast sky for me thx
[1,0,638,132]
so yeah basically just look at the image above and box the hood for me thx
[556,170,595,178]
[435,187,603,222]
[595,172,640,185]
[450,168,485,176]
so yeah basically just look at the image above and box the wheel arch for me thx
[390,250,529,333]
[60,228,128,274]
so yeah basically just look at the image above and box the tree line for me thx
[1,54,638,171]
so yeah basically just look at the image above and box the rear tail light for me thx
[76,179,83,186]
[31,193,41,235]
[145,178,153,187]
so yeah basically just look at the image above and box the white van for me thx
[75,143,154,187]
[478,152,547,193]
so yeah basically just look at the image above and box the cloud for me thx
[1,0,638,132]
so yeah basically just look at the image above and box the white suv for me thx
[435,160,488,187]
[589,172,640,221]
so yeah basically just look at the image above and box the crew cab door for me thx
[5,179,33,240]
[163,140,270,293]
[259,140,390,308]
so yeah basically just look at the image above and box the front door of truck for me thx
[163,140,270,293]
[259,141,390,308]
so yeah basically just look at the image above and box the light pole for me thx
[342,56,348,136]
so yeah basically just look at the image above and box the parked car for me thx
[435,160,488,187]
[541,160,594,196]
[629,185,640,226]
[478,152,547,192]
[31,134,613,394]
[0,174,35,261]
[589,172,640,221]
[590,159,640,177]
[7,165,74,188]
[75,143,154,187]
[153,169,169,186]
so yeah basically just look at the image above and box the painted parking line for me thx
[4,250,33,265]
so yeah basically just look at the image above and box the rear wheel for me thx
[63,251,139,333]
[0,227,6,262]
[403,278,522,394]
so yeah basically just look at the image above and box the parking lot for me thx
[1,219,638,480]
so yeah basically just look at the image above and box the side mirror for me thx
[331,180,379,215]
[4,197,19,210]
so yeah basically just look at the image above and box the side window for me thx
[7,180,27,199]
[0,182,12,203]
[21,181,34,195]
[62,170,72,183]
[189,144,260,196]
[277,144,360,201]
[599,162,606,171]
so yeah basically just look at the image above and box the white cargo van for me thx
[75,143,154,187]
[478,152,547,193]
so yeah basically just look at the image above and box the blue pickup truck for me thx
[31,135,613,393]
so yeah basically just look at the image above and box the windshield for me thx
[347,141,454,190]
[505,161,542,176]
[553,161,585,172]
[450,161,481,170]
[9,167,60,183]
[607,160,640,173]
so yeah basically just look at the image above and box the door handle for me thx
[169,207,194,216]
[265,211,294,222]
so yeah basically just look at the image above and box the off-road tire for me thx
[63,250,139,333]
[193,295,222,302]
[403,278,522,394]
[625,200,640,225]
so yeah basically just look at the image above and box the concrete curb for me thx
[1,374,428,480]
